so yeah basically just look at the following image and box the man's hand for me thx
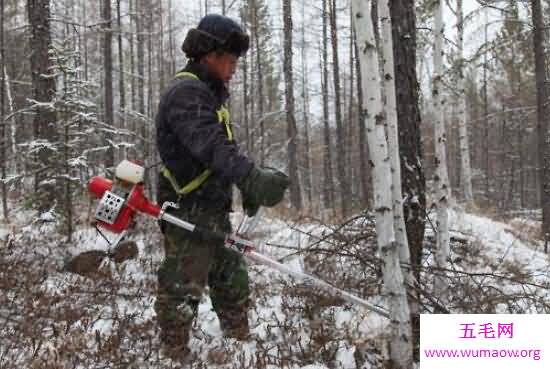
[242,196,261,217]
[238,166,290,216]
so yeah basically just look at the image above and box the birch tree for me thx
[456,0,474,206]
[378,0,409,278]
[433,0,450,295]
[352,1,412,367]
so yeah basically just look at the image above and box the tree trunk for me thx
[103,0,114,169]
[301,0,312,208]
[146,0,154,190]
[282,0,302,210]
[329,0,350,217]
[531,0,550,253]
[242,44,250,154]
[248,37,255,156]
[353,23,369,209]
[379,0,416,364]
[347,4,355,206]
[389,4,426,352]
[483,10,489,204]
[168,0,175,76]
[130,0,137,114]
[253,0,265,165]
[136,0,145,118]
[433,0,450,296]
[0,0,6,219]
[117,0,125,140]
[63,115,72,242]
[379,0,408,254]
[27,0,58,212]
[321,0,335,214]
[389,0,426,284]
[158,1,165,92]
[147,5,153,119]
[3,66,15,164]
[352,1,412,367]
[136,0,146,164]
[82,0,89,81]
[457,0,473,205]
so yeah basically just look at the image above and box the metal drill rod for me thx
[158,206,389,319]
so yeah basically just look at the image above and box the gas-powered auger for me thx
[89,160,389,318]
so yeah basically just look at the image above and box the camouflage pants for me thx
[154,207,250,347]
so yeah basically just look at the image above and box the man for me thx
[155,14,289,360]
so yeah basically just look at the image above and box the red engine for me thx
[89,176,161,234]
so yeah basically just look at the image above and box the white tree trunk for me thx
[352,1,412,367]
[433,0,450,295]
[457,0,474,205]
[3,66,15,159]
[378,0,410,269]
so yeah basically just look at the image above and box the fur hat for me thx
[182,14,250,59]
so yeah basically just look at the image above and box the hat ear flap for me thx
[182,28,218,59]
[225,31,249,57]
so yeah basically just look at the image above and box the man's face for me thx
[204,52,238,83]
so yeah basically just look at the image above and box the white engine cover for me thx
[115,160,145,184]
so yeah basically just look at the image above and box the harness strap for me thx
[163,71,233,197]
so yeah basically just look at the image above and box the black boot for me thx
[159,325,192,362]
[218,307,250,340]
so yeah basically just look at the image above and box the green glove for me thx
[238,166,290,216]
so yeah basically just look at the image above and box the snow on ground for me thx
[426,207,549,313]
[442,209,549,290]
[449,210,549,274]
[1,206,548,368]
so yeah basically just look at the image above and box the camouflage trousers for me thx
[154,207,250,348]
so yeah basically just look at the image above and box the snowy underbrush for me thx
[423,208,549,314]
[0,210,388,369]
[0,206,548,368]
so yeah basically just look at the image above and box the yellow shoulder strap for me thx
[174,71,199,80]
[217,105,233,141]
[174,71,234,142]
[162,73,234,197]
[161,166,212,197]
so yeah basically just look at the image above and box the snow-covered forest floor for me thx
[0,205,548,369]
